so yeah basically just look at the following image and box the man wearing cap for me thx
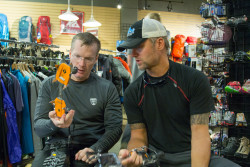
[117,19,240,167]
[121,12,171,150]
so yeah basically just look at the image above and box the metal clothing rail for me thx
[0,39,60,48]
[0,55,61,61]
[100,48,124,53]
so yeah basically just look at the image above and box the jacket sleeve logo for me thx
[90,98,97,105]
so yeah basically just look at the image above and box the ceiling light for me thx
[117,0,122,9]
[83,0,102,27]
[58,0,79,21]
[117,4,122,9]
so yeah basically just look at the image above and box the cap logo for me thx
[127,27,135,37]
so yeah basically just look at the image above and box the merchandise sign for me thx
[86,28,99,38]
[60,10,84,34]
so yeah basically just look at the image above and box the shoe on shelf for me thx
[234,51,250,62]
[240,79,250,94]
[235,113,248,127]
[224,56,234,64]
[224,111,235,126]
[209,111,217,126]
[234,137,250,158]
[221,137,239,156]
[225,81,241,94]
[210,132,220,143]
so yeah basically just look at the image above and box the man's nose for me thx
[131,48,138,57]
[78,58,86,66]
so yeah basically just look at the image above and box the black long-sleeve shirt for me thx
[34,72,123,152]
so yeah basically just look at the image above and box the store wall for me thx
[1,0,205,52]
[121,0,138,24]
[0,1,120,53]
[138,10,204,38]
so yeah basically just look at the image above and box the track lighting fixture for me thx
[143,0,150,10]
[83,0,102,27]
[58,0,79,21]
[167,1,173,12]
[166,0,184,12]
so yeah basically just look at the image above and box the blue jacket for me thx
[11,69,34,154]
[0,73,22,163]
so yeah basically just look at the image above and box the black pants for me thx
[32,144,95,167]
[149,145,241,167]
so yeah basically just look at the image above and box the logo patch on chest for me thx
[90,98,97,105]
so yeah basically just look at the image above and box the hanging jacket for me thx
[113,58,131,83]
[114,56,132,76]
[98,54,122,96]
[0,73,22,164]
[23,71,43,156]
[9,73,23,113]
[0,78,8,166]
[9,72,24,140]
[11,69,34,154]
[1,70,15,106]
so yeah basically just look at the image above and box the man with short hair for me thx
[32,32,122,167]
[127,12,170,83]
[117,19,240,167]
[122,13,170,149]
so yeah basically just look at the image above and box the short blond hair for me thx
[145,13,161,22]
[71,32,100,55]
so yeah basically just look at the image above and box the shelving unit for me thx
[224,62,250,166]
[199,1,250,165]
[215,0,250,166]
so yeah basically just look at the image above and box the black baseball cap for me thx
[117,18,168,52]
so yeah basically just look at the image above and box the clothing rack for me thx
[100,48,121,53]
[100,48,127,59]
[0,39,65,66]
[0,55,61,61]
[0,39,60,48]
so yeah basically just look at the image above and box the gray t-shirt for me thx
[34,72,123,152]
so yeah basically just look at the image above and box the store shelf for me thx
[227,22,249,29]
[203,42,227,48]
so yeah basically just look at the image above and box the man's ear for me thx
[157,38,165,50]
[95,54,99,63]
